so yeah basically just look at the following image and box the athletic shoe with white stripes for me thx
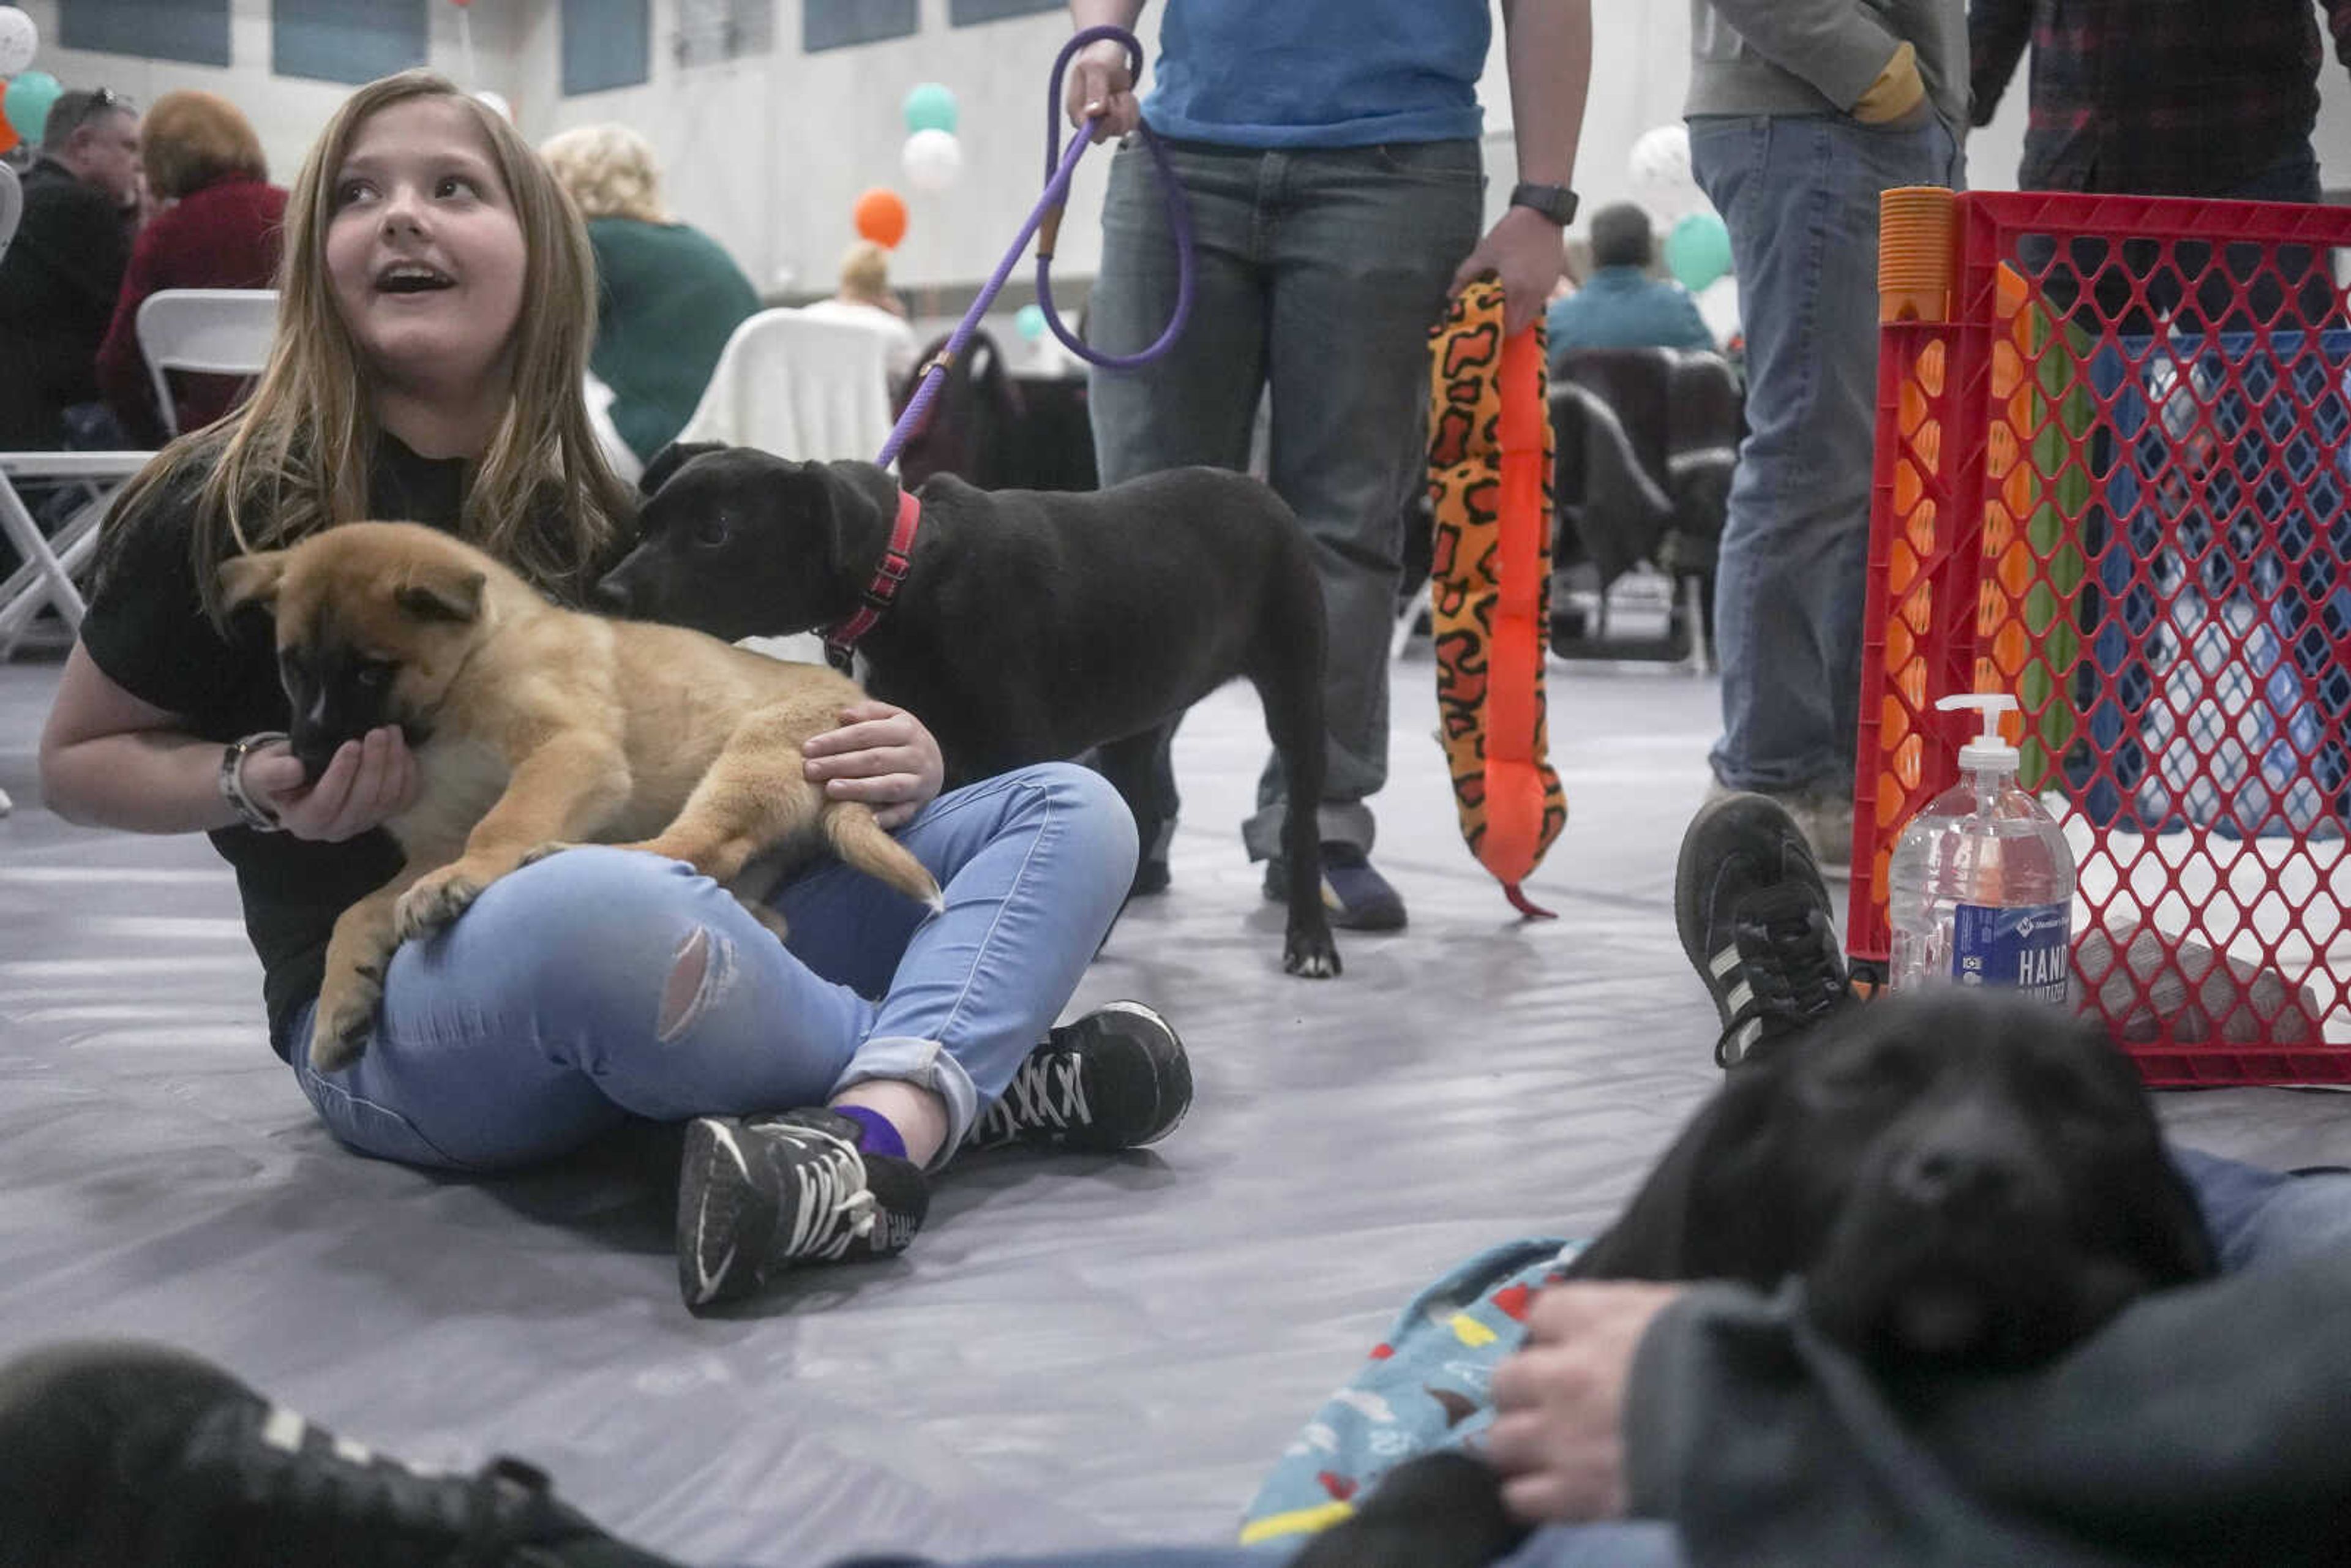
[1675,790,1855,1068]
[966,1000,1192,1154]
[675,1107,929,1312]
[0,1339,677,1567]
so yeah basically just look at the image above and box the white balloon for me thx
[1628,124,1692,190]
[901,128,963,194]
[0,7,37,77]
[473,89,513,123]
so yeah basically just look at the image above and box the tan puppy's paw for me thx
[309,960,384,1071]
[517,841,583,869]
[393,861,494,945]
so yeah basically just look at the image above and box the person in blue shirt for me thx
[1543,203,1717,372]
[1065,0,1592,934]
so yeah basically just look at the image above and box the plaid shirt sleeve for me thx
[1969,0,2036,125]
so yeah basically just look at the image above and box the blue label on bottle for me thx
[1952,901,2071,1003]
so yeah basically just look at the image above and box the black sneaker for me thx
[0,1339,676,1567]
[1675,791,1855,1068]
[1263,843,1408,931]
[966,1000,1193,1153]
[675,1107,929,1312]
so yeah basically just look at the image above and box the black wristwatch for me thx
[1508,182,1580,227]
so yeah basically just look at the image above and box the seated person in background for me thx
[800,239,923,392]
[0,87,143,449]
[539,122,761,467]
[1542,202,1715,370]
[94,90,288,446]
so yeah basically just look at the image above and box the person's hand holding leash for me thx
[245,727,421,842]
[1065,37,1141,142]
[1485,1281,1684,1524]
[803,701,944,830]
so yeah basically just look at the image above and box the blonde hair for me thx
[104,70,631,622]
[838,241,891,304]
[538,122,670,223]
[141,89,268,201]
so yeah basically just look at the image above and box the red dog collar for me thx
[823,488,921,671]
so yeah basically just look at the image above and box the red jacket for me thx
[96,174,287,445]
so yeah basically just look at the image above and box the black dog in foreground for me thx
[595,444,1340,978]
[1294,991,2218,1568]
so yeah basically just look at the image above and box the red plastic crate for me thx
[1852,189,2351,1084]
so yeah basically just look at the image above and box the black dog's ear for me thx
[638,441,726,499]
[803,461,898,582]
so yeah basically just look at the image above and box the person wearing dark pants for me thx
[1067,0,1592,930]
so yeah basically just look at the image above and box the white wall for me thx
[12,0,524,192]
[15,0,2351,296]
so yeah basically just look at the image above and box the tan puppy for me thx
[220,520,943,1072]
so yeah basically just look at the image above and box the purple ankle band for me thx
[833,1105,908,1161]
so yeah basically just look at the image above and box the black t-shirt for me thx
[78,438,607,1059]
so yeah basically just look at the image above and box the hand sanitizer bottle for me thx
[1886,693,2076,1003]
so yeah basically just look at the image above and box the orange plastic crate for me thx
[1853,189,2351,1084]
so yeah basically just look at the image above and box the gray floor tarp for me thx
[6,655,2347,1566]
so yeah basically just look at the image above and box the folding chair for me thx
[135,288,279,438]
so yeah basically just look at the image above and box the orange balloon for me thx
[0,104,17,159]
[853,187,909,250]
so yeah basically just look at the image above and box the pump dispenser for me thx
[1886,692,2079,1001]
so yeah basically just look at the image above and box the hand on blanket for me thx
[1485,1281,1685,1524]
[803,701,944,831]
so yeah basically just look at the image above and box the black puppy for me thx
[596,443,1341,977]
[1295,991,2216,1568]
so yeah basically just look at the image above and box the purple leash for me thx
[875,25,1195,472]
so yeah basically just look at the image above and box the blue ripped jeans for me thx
[287,763,1136,1172]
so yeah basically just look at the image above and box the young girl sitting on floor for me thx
[37,70,1188,1313]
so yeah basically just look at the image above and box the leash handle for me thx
[875,25,1195,472]
[1037,26,1194,369]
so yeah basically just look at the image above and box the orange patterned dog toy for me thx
[1426,279,1566,918]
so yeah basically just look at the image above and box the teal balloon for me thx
[1013,303,1048,342]
[1663,212,1733,292]
[4,69,62,146]
[902,82,958,136]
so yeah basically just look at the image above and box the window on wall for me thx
[802,0,917,53]
[675,0,774,66]
[948,0,1060,23]
[274,0,429,86]
[61,1,233,67]
[564,0,651,94]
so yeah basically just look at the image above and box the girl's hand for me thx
[1483,1281,1684,1524]
[241,727,421,842]
[803,701,945,830]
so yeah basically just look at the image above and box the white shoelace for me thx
[767,1122,878,1260]
[981,1051,1091,1142]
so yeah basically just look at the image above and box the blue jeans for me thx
[1086,136,1485,862]
[1690,113,1963,797]
[287,763,1136,1172]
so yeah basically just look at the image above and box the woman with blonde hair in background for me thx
[40,70,1188,1314]
[94,89,289,445]
[800,238,922,391]
[538,121,761,466]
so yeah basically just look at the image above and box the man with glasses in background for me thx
[0,87,143,451]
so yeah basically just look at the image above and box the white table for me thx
[0,450,156,651]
